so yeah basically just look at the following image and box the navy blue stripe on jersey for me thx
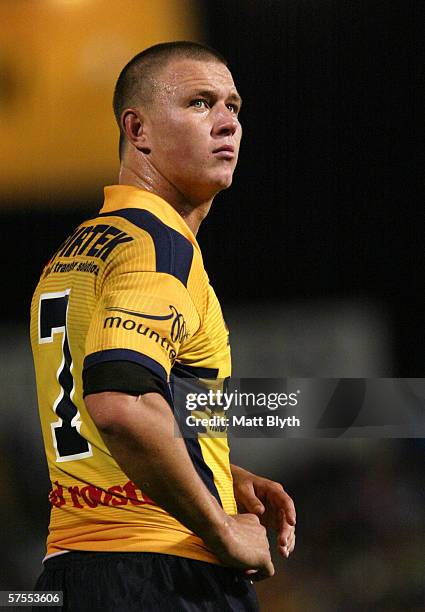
[184,438,222,506]
[172,363,219,379]
[84,349,167,381]
[169,363,221,503]
[98,209,194,287]
[170,382,222,506]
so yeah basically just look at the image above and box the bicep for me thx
[84,390,173,436]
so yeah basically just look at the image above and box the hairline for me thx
[136,54,229,109]
[114,43,230,159]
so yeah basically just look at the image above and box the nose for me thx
[211,106,239,138]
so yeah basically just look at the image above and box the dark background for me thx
[2,0,422,374]
[0,3,423,610]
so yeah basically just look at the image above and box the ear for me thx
[121,108,151,154]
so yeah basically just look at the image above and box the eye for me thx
[191,99,208,109]
[226,103,239,114]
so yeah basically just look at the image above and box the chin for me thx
[207,180,232,198]
[189,171,235,201]
[214,171,234,191]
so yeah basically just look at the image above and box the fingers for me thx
[285,502,296,527]
[253,480,296,560]
[262,483,296,536]
[231,512,274,580]
[278,509,293,540]
[258,557,275,580]
[287,530,295,554]
[245,515,275,577]
[278,528,295,558]
[244,557,275,582]
[238,481,265,515]
[273,486,296,526]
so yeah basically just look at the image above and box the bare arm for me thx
[85,391,274,579]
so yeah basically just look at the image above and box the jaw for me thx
[207,155,238,187]
[189,170,235,203]
[168,158,236,202]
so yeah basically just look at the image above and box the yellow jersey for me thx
[30,185,236,563]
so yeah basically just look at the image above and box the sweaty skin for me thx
[119,58,242,236]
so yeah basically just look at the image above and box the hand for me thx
[231,464,296,559]
[208,513,275,581]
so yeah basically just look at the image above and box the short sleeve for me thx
[84,239,201,382]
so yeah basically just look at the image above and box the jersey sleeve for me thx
[84,238,201,382]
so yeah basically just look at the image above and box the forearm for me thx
[85,391,228,548]
[85,391,275,576]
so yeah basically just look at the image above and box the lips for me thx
[212,144,235,159]
[213,144,235,154]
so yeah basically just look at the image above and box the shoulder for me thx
[100,208,195,288]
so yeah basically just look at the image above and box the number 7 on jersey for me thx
[38,290,92,462]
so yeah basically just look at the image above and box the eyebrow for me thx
[190,89,243,108]
[228,92,243,108]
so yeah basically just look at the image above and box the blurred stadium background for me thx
[0,1,423,610]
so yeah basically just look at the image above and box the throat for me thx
[174,200,213,236]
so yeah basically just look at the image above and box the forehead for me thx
[154,57,238,97]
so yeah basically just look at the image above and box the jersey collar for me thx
[101,185,200,251]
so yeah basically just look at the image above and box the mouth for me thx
[212,144,235,159]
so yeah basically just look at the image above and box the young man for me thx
[30,41,295,611]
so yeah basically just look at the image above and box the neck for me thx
[119,158,214,236]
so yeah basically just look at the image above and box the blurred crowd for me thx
[253,439,425,611]
[1,327,423,611]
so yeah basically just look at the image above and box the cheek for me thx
[173,132,210,166]
[158,123,204,159]
[235,126,242,149]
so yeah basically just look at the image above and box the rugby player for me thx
[30,41,295,611]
